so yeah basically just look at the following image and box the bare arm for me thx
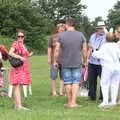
[29,51,34,57]
[55,42,61,64]
[47,47,52,64]
[9,47,24,61]
[87,44,94,65]
[82,41,88,65]
[87,48,91,64]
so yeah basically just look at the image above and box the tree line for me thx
[0,0,119,54]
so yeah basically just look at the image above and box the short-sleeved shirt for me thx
[48,34,60,64]
[57,30,86,68]
[9,41,31,85]
[88,32,107,65]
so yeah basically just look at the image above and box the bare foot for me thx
[68,103,81,108]
[64,102,71,107]
[52,94,58,97]
[59,94,63,96]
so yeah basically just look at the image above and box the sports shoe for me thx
[107,102,116,107]
[98,102,108,108]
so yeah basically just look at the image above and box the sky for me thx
[81,0,118,21]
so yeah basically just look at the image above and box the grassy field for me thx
[0,55,120,120]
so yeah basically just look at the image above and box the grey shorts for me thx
[50,64,63,80]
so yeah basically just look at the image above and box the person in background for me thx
[115,27,120,104]
[48,23,66,96]
[92,30,120,108]
[55,18,87,108]
[87,21,107,101]
[9,30,33,110]
[0,45,8,96]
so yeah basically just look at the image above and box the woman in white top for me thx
[115,27,120,104]
[92,32,120,108]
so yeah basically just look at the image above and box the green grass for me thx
[0,55,120,120]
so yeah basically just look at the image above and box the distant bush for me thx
[0,36,13,50]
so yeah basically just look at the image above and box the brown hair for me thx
[66,18,77,27]
[16,29,26,38]
[49,34,59,47]
[0,45,9,60]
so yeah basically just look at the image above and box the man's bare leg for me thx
[51,80,57,96]
[59,80,64,95]
[65,84,72,106]
[70,84,79,107]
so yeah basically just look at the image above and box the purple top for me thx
[88,32,107,65]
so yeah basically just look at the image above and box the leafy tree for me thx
[35,0,86,25]
[0,0,93,54]
[0,0,49,54]
[80,16,94,41]
[107,1,120,29]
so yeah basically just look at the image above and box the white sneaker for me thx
[98,102,108,108]
[107,102,116,107]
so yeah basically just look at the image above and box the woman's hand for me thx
[19,56,24,61]
[53,62,59,68]
[29,52,33,57]
[89,44,95,50]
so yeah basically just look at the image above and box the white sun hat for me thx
[96,21,105,29]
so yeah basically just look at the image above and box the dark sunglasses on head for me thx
[18,35,24,38]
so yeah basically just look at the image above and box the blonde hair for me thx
[56,23,65,30]
[106,32,115,42]
[116,27,120,33]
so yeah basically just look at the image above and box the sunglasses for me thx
[18,35,24,38]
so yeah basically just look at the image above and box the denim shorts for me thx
[50,64,63,80]
[62,68,82,84]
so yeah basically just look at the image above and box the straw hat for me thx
[96,21,105,29]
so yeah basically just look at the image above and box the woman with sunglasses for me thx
[9,30,33,110]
